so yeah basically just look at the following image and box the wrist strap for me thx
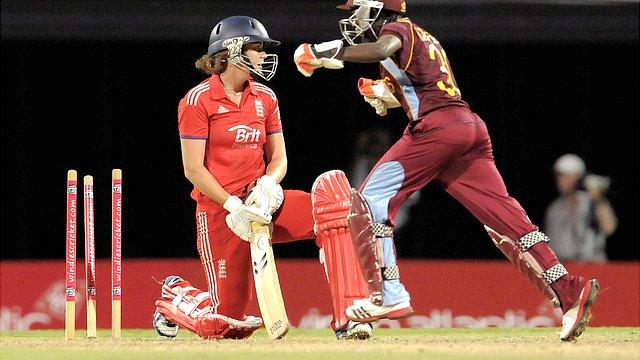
[312,40,344,59]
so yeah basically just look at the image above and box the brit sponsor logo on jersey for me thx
[227,125,261,149]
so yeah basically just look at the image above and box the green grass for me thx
[1,328,639,360]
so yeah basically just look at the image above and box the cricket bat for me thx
[250,223,289,339]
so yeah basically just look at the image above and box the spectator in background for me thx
[545,154,618,262]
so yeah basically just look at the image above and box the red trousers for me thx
[362,106,537,241]
[195,190,314,320]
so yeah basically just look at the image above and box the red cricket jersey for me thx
[379,18,469,122]
[178,74,282,212]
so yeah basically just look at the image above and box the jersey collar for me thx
[209,74,257,100]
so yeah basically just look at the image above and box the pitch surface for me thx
[1,328,639,359]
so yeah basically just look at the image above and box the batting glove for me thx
[245,175,284,214]
[294,40,344,77]
[224,195,272,241]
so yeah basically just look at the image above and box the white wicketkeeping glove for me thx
[245,175,284,214]
[223,195,272,241]
[294,40,344,77]
[363,97,389,116]
[357,78,401,116]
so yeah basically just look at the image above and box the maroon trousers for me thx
[363,106,537,241]
[359,106,580,310]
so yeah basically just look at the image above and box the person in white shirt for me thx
[545,154,618,262]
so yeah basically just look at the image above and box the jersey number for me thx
[428,44,460,97]
[414,26,460,97]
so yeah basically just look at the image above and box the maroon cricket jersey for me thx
[379,18,469,122]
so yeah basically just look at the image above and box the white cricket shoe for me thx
[346,298,414,323]
[335,321,373,340]
[560,278,600,341]
[346,321,373,340]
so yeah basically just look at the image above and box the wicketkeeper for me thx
[294,0,599,341]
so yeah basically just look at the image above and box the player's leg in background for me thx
[358,161,413,308]
[347,126,471,321]
[437,120,599,341]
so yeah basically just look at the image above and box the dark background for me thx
[2,1,638,261]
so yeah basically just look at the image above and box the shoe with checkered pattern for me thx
[559,278,600,341]
[346,298,413,323]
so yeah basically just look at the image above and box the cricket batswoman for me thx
[152,15,373,340]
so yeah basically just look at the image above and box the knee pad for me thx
[311,170,368,330]
[485,226,563,307]
[348,189,401,305]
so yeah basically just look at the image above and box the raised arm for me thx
[294,35,401,76]
[341,35,402,63]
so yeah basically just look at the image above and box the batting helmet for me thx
[207,16,280,56]
[206,16,280,81]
